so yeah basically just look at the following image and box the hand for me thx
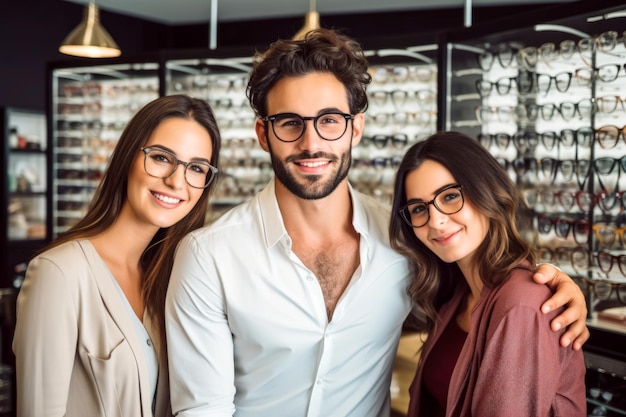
[533,263,589,350]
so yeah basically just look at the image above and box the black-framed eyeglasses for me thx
[399,184,464,228]
[141,147,218,189]
[262,112,354,143]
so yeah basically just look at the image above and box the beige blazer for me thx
[13,240,172,417]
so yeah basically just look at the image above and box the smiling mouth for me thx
[296,160,330,168]
[152,192,181,204]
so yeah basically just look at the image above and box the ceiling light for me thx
[293,0,320,40]
[59,1,121,58]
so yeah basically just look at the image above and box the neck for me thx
[275,179,354,239]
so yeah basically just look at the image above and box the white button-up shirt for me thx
[166,180,413,417]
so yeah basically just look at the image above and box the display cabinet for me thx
[50,62,159,237]
[442,3,626,414]
[1,107,48,288]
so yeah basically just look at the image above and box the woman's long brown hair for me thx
[44,94,222,356]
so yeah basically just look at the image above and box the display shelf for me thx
[50,63,159,237]
[1,107,48,287]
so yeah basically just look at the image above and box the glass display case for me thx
[50,62,159,237]
[1,107,48,287]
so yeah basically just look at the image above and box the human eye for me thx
[149,149,175,165]
[318,113,343,125]
[188,162,210,175]
[439,188,462,205]
[275,114,303,129]
[409,202,427,215]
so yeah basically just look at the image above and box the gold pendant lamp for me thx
[293,0,320,40]
[59,1,121,58]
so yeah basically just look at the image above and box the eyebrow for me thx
[408,183,458,202]
[147,144,211,163]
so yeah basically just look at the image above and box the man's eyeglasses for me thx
[399,184,464,228]
[141,147,218,189]
[262,112,354,143]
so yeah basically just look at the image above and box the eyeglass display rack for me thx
[49,62,160,237]
[0,107,48,288]
[442,2,626,414]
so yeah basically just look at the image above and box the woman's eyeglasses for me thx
[399,184,464,228]
[141,147,218,189]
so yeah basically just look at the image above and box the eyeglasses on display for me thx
[477,44,518,71]
[475,72,534,96]
[536,215,590,245]
[399,184,464,228]
[262,112,354,143]
[141,147,218,189]
[596,95,626,114]
[575,275,626,305]
[362,133,408,149]
[535,71,573,94]
[595,251,626,278]
[539,158,591,186]
[595,125,626,149]
[593,224,626,248]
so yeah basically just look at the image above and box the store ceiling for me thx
[61,0,576,25]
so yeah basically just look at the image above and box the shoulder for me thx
[27,240,99,284]
[487,266,555,317]
[351,189,392,235]
[31,240,89,269]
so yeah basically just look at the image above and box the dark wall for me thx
[0,0,168,112]
[0,0,600,113]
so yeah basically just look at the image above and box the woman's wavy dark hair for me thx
[45,94,221,355]
[247,28,371,117]
[389,131,536,335]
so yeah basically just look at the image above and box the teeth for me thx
[300,161,328,167]
[153,192,180,204]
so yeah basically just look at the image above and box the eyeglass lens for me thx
[266,112,351,142]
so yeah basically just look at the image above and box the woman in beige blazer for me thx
[13,94,222,417]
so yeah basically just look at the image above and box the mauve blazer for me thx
[407,263,586,417]
[13,240,172,417]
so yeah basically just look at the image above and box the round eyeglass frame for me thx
[262,112,354,143]
[399,184,465,228]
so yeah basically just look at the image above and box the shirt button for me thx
[316,380,322,386]
[307,275,314,281]
[147,339,152,346]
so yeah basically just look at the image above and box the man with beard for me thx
[165,29,589,417]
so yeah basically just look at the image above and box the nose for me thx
[426,202,447,226]
[297,119,324,151]
[164,162,186,189]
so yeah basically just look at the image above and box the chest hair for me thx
[295,240,360,321]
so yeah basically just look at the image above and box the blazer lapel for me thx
[77,239,153,417]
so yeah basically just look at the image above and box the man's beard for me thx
[268,146,352,200]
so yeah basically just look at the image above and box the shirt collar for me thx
[258,179,370,249]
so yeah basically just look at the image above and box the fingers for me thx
[533,263,560,287]
[542,281,589,349]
